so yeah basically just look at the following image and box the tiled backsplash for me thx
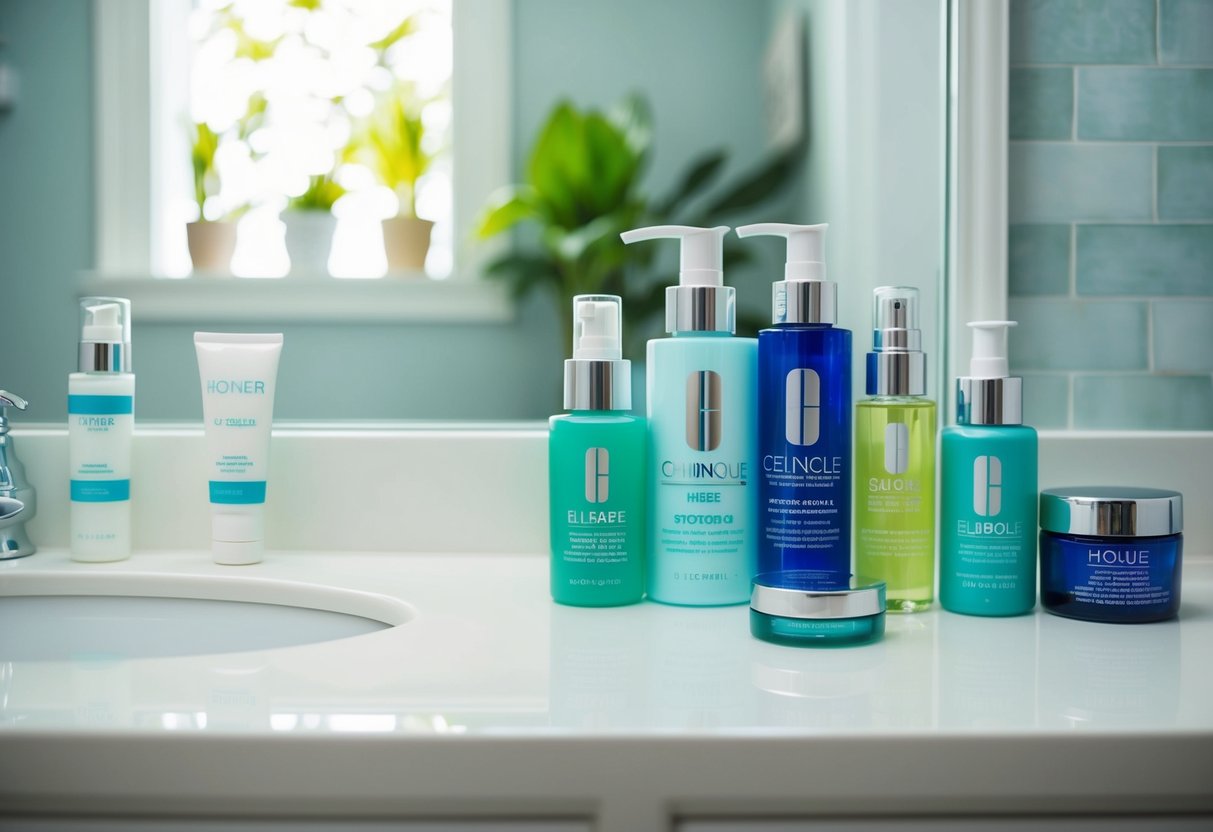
[1007,0,1213,430]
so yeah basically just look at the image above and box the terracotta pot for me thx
[186,221,237,275]
[282,211,337,276]
[382,215,434,274]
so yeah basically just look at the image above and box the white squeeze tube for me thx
[193,333,284,565]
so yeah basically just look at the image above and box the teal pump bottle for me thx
[620,225,757,606]
[549,295,646,606]
[940,321,1038,616]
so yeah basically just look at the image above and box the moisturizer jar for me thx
[1039,487,1183,624]
[750,572,886,647]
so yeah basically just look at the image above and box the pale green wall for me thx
[0,0,780,424]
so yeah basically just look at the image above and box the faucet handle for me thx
[0,391,29,411]
[0,391,28,433]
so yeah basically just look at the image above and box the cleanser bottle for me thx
[854,287,935,612]
[69,297,134,562]
[549,295,646,606]
[620,225,757,606]
[940,321,1038,616]
[737,223,851,575]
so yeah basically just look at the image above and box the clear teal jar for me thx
[750,571,886,647]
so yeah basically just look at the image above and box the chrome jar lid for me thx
[751,571,886,619]
[1040,486,1183,537]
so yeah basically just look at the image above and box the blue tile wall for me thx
[1008,299,1147,371]
[1073,375,1213,430]
[1077,225,1213,296]
[1008,143,1153,222]
[1153,301,1213,372]
[1009,0,1156,65]
[1078,68,1213,141]
[1158,146,1213,219]
[1009,0,1213,430]
[1010,68,1073,139]
[1159,0,1213,65]
[1009,224,1071,295]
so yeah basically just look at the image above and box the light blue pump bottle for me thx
[620,225,757,606]
[737,223,851,575]
[940,321,1038,616]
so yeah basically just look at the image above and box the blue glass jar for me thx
[1039,487,1183,624]
[750,571,886,647]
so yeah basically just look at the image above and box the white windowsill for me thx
[79,273,515,324]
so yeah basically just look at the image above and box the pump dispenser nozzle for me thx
[957,320,1022,425]
[564,294,631,411]
[78,296,132,373]
[865,286,926,396]
[620,225,734,333]
[736,222,835,324]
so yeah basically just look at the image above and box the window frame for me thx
[89,0,513,323]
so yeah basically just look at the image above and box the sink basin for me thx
[0,572,410,661]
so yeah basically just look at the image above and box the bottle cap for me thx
[210,509,264,565]
[563,294,632,411]
[751,571,887,619]
[1040,487,1183,537]
[956,321,1022,425]
[865,286,926,396]
[79,296,132,373]
[619,225,734,333]
[736,223,836,324]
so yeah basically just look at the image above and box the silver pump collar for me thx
[666,286,735,334]
[563,359,632,411]
[773,281,836,325]
[1040,487,1183,537]
[79,342,132,374]
[956,377,1022,425]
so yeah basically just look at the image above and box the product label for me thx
[856,417,934,581]
[657,459,748,574]
[209,480,267,505]
[1070,546,1170,608]
[68,393,133,504]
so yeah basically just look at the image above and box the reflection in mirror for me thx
[1,0,943,422]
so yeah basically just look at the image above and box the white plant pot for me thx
[186,221,237,276]
[282,211,337,277]
[381,215,434,274]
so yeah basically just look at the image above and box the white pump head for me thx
[620,225,735,334]
[78,296,132,373]
[736,222,827,281]
[967,320,1017,378]
[572,296,623,361]
[956,320,1023,426]
[619,225,728,286]
[563,294,631,411]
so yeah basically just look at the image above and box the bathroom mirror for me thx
[1,0,945,422]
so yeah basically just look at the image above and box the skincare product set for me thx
[67,297,283,565]
[548,224,1186,646]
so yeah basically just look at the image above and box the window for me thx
[92,0,511,319]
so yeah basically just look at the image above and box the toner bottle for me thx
[736,223,851,575]
[940,321,1038,616]
[69,297,135,562]
[549,295,646,606]
[621,225,757,606]
[854,287,935,612]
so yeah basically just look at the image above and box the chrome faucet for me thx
[0,390,36,558]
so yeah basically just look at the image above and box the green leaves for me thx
[476,93,797,357]
[288,173,346,212]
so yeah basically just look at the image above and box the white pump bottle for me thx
[619,225,757,605]
[69,297,135,562]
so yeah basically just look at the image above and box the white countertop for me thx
[2,550,1211,827]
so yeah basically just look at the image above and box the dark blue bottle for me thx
[738,224,852,575]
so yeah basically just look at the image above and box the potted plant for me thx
[359,84,436,274]
[281,172,345,276]
[477,94,799,357]
[186,121,237,275]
